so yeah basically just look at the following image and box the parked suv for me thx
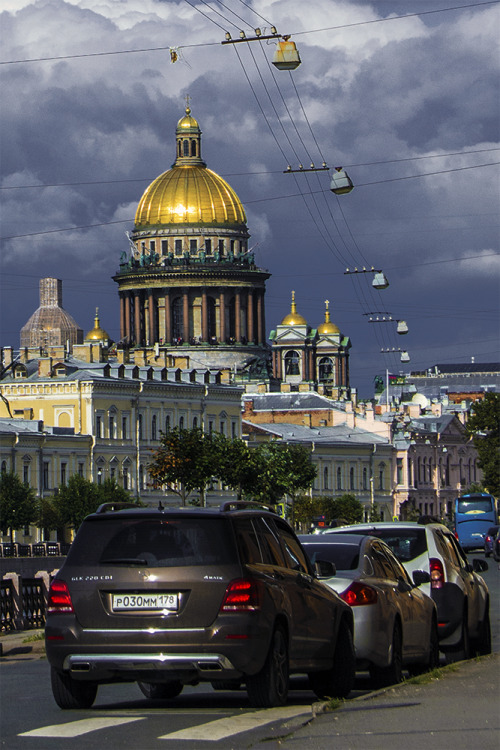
[46,502,354,710]
[324,521,490,661]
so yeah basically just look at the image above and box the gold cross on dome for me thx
[185,93,191,113]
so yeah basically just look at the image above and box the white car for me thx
[323,521,491,660]
[299,533,439,686]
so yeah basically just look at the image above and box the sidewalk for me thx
[0,628,45,659]
[256,652,500,750]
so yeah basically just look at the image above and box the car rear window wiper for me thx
[100,557,149,565]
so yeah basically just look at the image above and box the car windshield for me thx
[66,517,237,567]
[302,543,360,571]
[361,528,428,562]
[457,499,493,513]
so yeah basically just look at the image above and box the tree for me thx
[210,433,255,500]
[330,494,364,525]
[0,471,37,542]
[36,496,62,533]
[54,475,102,530]
[466,393,500,496]
[244,442,317,507]
[148,427,221,505]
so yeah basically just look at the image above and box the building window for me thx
[60,462,67,487]
[174,239,182,256]
[123,466,129,490]
[397,458,404,485]
[138,414,143,440]
[78,463,84,478]
[284,350,300,376]
[378,463,385,491]
[183,139,189,156]
[231,421,237,439]
[122,416,128,439]
[190,239,197,255]
[43,462,50,490]
[1,461,6,474]
[149,240,155,253]
[108,414,115,439]
[336,467,342,491]
[110,466,116,480]
[161,240,168,256]
[165,415,170,434]
[193,417,198,428]
[96,415,102,438]
[362,467,368,491]
[349,466,355,490]
[152,415,157,441]
[219,420,226,435]
[209,420,214,434]
[323,466,329,489]
[318,357,334,382]
[179,416,184,429]
[218,239,225,256]
[23,464,29,485]
[97,467,103,486]
[205,238,212,255]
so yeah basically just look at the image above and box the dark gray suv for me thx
[46,502,354,709]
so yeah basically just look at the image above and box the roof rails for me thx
[219,500,278,514]
[95,502,139,514]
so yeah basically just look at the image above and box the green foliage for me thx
[291,493,364,530]
[36,496,62,531]
[149,427,225,505]
[0,471,37,542]
[98,478,133,505]
[331,494,364,525]
[466,393,500,496]
[367,502,382,522]
[243,442,316,505]
[54,475,102,530]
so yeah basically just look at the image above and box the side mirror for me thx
[472,558,488,573]
[412,570,431,586]
[314,559,336,578]
[397,576,413,593]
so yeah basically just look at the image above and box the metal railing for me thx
[0,542,70,558]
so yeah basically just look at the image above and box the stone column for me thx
[119,294,126,342]
[125,294,131,343]
[257,293,263,344]
[134,293,141,345]
[235,291,241,341]
[148,289,155,345]
[202,289,208,342]
[219,291,226,343]
[247,290,254,343]
[164,290,171,344]
[309,348,315,381]
[182,290,189,341]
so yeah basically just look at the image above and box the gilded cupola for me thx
[281,291,308,326]
[134,106,246,230]
[317,300,340,335]
[85,308,110,344]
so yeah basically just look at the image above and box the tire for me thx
[308,621,355,700]
[474,609,492,656]
[408,619,439,676]
[370,622,403,688]
[137,681,183,700]
[51,667,98,710]
[246,626,289,708]
[446,610,470,663]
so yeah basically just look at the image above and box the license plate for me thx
[112,593,178,612]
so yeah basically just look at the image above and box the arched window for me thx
[183,139,189,156]
[179,416,184,429]
[165,415,170,434]
[191,139,197,156]
[336,467,342,490]
[318,356,334,382]
[152,415,157,441]
[350,466,355,490]
[323,466,329,489]
[284,350,300,375]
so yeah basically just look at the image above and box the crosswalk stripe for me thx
[19,716,145,738]
[158,705,311,741]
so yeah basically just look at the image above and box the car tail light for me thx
[220,578,260,612]
[429,558,444,590]
[340,581,378,606]
[47,579,74,614]
[485,535,492,543]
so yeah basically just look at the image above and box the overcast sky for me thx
[1,0,499,396]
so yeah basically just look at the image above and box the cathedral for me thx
[18,105,351,395]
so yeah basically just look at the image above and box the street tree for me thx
[245,442,317,507]
[148,427,220,505]
[54,475,102,530]
[0,471,37,542]
[331,494,364,525]
[466,393,500,496]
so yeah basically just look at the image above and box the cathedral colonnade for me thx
[119,287,267,347]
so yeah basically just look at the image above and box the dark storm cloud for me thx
[0,0,498,394]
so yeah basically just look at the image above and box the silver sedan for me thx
[299,533,439,686]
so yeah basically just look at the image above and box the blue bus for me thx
[454,493,497,551]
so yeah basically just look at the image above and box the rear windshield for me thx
[65,517,237,567]
[457,499,493,514]
[302,543,360,571]
[363,528,427,562]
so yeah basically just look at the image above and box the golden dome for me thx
[135,105,246,229]
[281,291,308,326]
[85,309,110,343]
[318,300,340,335]
[135,166,246,228]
